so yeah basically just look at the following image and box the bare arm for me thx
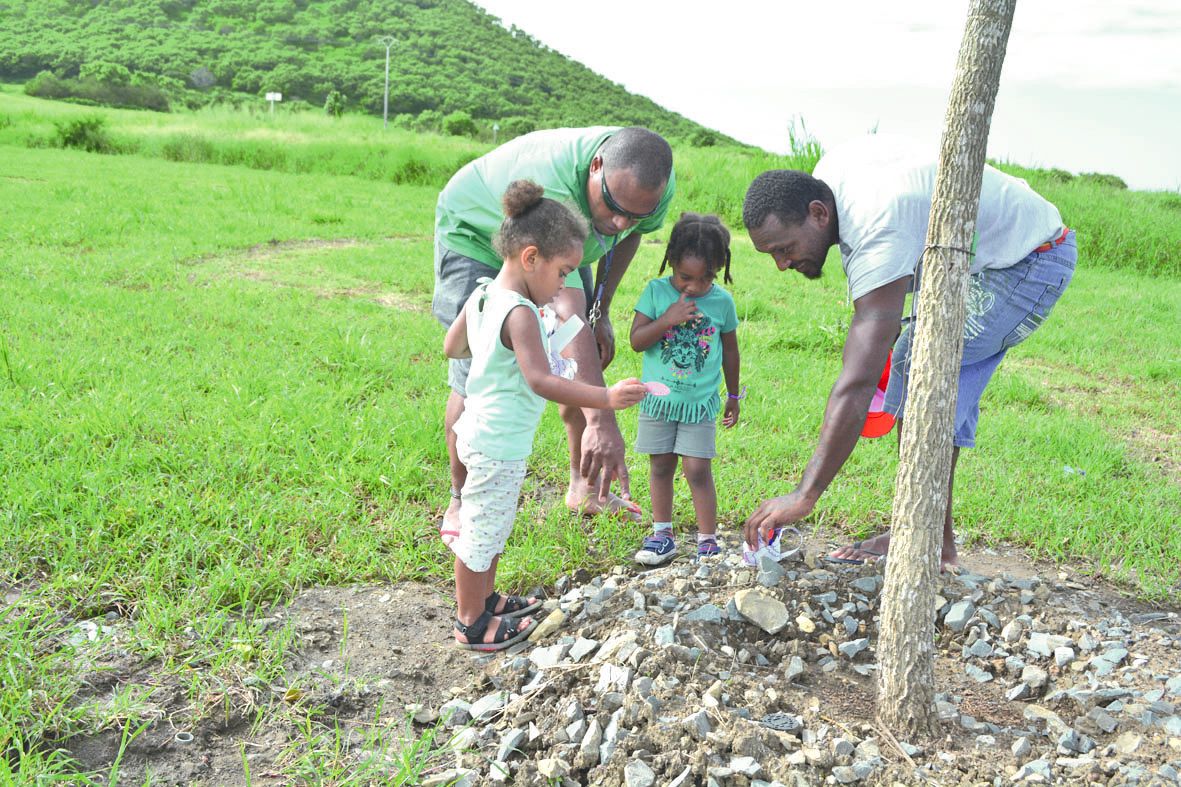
[443,309,470,359]
[503,306,646,410]
[721,329,741,428]
[745,277,908,543]
[797,277,909,500]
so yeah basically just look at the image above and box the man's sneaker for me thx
[634,530,677,566]
[697,538,721,558]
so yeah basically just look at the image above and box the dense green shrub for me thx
[1079,172,1128,190]
[26,71,170,112]
[324,90,346,118]
[54,116,116,153]
[441,110,477,137]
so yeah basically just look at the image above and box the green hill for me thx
[0,0,728,141]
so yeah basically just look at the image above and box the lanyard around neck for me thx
[587,231,618,329]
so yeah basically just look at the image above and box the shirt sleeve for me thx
[844,226,924,302]
[635,279,659,319]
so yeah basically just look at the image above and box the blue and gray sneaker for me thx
[634,530,677,566]
[697,537,721,558]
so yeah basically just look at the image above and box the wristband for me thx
[727,386,747,401]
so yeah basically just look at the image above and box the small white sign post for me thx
[265,92,282,115]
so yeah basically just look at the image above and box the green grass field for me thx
[2,91,1179,781]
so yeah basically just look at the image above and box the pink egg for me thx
[645,381,670,396]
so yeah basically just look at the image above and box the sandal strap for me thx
[454,610,493,643]
[485,591,534,616]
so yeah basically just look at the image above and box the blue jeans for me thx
[883,231,1077,447]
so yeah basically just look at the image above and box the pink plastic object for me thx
[644,381,670,396]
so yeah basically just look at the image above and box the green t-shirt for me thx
[435,126,676,269]
[635,278,739,424]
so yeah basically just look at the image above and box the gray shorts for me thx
[883,230,1076,448]
[634,411,717,459]
[432,242,593,396]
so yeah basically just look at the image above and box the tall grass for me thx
[3,87,1176,277]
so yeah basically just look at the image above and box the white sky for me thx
[474,0,1181,191]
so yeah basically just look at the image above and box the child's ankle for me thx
[653,522,673,535]
[696,531,717,543]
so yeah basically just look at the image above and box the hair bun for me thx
[502,180,546,219]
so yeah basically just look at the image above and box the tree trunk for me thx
[876,0,1017,738]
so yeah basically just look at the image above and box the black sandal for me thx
[454,610,537,652]
[485,591,542,618]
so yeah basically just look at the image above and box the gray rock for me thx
[1166,674,1181,696]
[944,600,975,632]
[569,637,599,662]
[967,639,994,659]
[1022,664,1050,690]
[684,604,725,624]
[1089,657,1116,676]
[1001,619,1027,644]
[838,638,869,659]
[831,765,863,783]
[623,760,656,787]
[1006,682,1032,701]
[595,663,633,694]
[654,624,676,647]
[600,709,624,764]
[440,698,472,728]
[531,643,570,669]
[1101,647,1129,665]
[729,756,761,777]
[850,576,882,594]
[468,691,508,722]
[565,718,586,742]
[537,759,570,779]
[965,664,993,683]
[734,589,789,634]
[1011,736,1032,759]
[495,727,526,763]
[1054,646,1076,668]
[1012,759,1052,782]
[785,655,806,682]
[1027,632,1072,658]
[575,718,602,768]
[682,709,711,741]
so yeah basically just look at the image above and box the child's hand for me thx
[723,397,740,428]
[606,377,648,409]
[660,292,699,328]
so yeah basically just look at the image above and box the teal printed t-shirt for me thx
[634,278,738,424]
[435,126,676,270]
[452,281,548,460]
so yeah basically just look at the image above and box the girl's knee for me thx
[649,453,678,480]
[680,458,713,488]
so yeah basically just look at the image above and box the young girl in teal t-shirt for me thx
[443,180,646,651]
[629,213,742,564]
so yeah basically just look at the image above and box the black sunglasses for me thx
[600,169,659,221]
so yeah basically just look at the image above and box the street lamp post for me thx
[376,35,395,129]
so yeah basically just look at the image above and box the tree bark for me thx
[876,0,1017,737]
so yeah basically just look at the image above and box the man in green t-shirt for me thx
[433,126,676,531]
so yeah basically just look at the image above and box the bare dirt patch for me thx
[182,236,431,313]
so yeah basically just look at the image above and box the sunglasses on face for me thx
[600,169,659,221]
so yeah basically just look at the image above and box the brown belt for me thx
[1033,227,1069,253]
